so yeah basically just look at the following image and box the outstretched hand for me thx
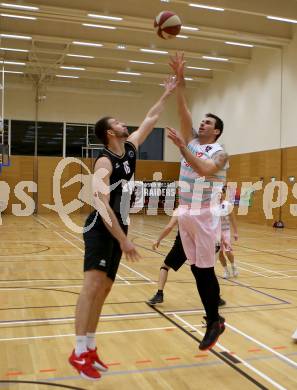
[163,75,178,96]
[166,127,186,149]
[169,52,185,82]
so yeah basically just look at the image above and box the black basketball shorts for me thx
[164,231,187,271]
[83,211,128,281]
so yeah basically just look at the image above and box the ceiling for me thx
[0,0,296,92]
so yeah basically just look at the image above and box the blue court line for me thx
[222,277,290,305]
[2,351,297,387]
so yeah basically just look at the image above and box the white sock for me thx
[75,335,88,356]
[231,263,237,269]
[86,332,97,350]
[224,266,229,272]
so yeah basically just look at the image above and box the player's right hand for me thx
[152,240,160,250]
[120,238,140,262]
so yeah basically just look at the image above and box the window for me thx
[87,124,97,145]
[11,120,35,156]
[139,127,163,160]
[3,119,9,145]
[66,124,87,157]
[37,121,63,156]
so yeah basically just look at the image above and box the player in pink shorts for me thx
[168,53,229,351]
[218,187,239,279]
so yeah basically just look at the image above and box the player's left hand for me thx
[163,75,178,96]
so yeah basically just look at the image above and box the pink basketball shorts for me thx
[178,207,220,268]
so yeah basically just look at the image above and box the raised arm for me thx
[152,215,178,250]
[167,127,228,176]
[92,157,140,261]
[128,76,177,149]
[169,52,193,144]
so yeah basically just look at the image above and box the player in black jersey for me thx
[69,76,177,380]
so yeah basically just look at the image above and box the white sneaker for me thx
[223,269,230,279]
[292,328,297,341]
[232,265,239,277]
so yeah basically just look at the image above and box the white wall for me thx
[187,27,297,155]
[6,27,297,159]
[282,25,297,148]
[188,47,282,155]
[4,82,181,161]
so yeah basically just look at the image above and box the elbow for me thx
[193,167,209,176]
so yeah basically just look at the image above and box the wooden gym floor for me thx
[0,213,297,389]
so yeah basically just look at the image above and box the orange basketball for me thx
[154,11,182,40]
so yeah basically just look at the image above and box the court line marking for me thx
[0,323,204,342]
[237,261,290,278]
[131,226,292,279]
[0,302,285,331]
[61,227,154,283]
[223,278,290,304]
[53,232,83,253]
[174,314,286,390]
[5,353,297,389]
[116,274,130,285]
[56,223,154,284]
[224,322,297,369]
[0,281,153,291]
[37,215,154,284]
[130,227,296,282]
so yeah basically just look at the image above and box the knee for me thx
[160,264,170,272]
[82,278,105,299]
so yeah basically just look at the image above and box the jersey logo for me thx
[123,161,131,174]
[205,146,212,152]
[99,259,106,267]
[128,150,135,158]
[115,163,120,168]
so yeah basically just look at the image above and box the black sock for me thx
[157,290,163,294]
[191,265,220,323]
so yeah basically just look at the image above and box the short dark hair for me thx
[94,116,112,146]
[205,113,224,141]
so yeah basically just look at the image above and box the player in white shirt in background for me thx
[218,186,239,279]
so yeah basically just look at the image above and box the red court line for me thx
[136,360,152,364]
[106,362,121,366]
[248,348,262,352]
[194,354,208,358]
[273,346,287,350]
[39,369,57,373]
[165,357,181,361]
[165,328,175,332]
[6,371,23,376]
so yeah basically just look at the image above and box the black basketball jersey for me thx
[94,141,137,217]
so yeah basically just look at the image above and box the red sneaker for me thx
[88,348,109,372]
[69,350,101,380]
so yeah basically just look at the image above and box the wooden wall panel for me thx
[37,157,91,214]
[280,147,297,228]
[0,156,34,214]
[228,149,282,226]
[2,150,296,230]
[135,160,180,181]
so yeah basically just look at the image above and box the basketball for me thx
[154,11,182,40]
